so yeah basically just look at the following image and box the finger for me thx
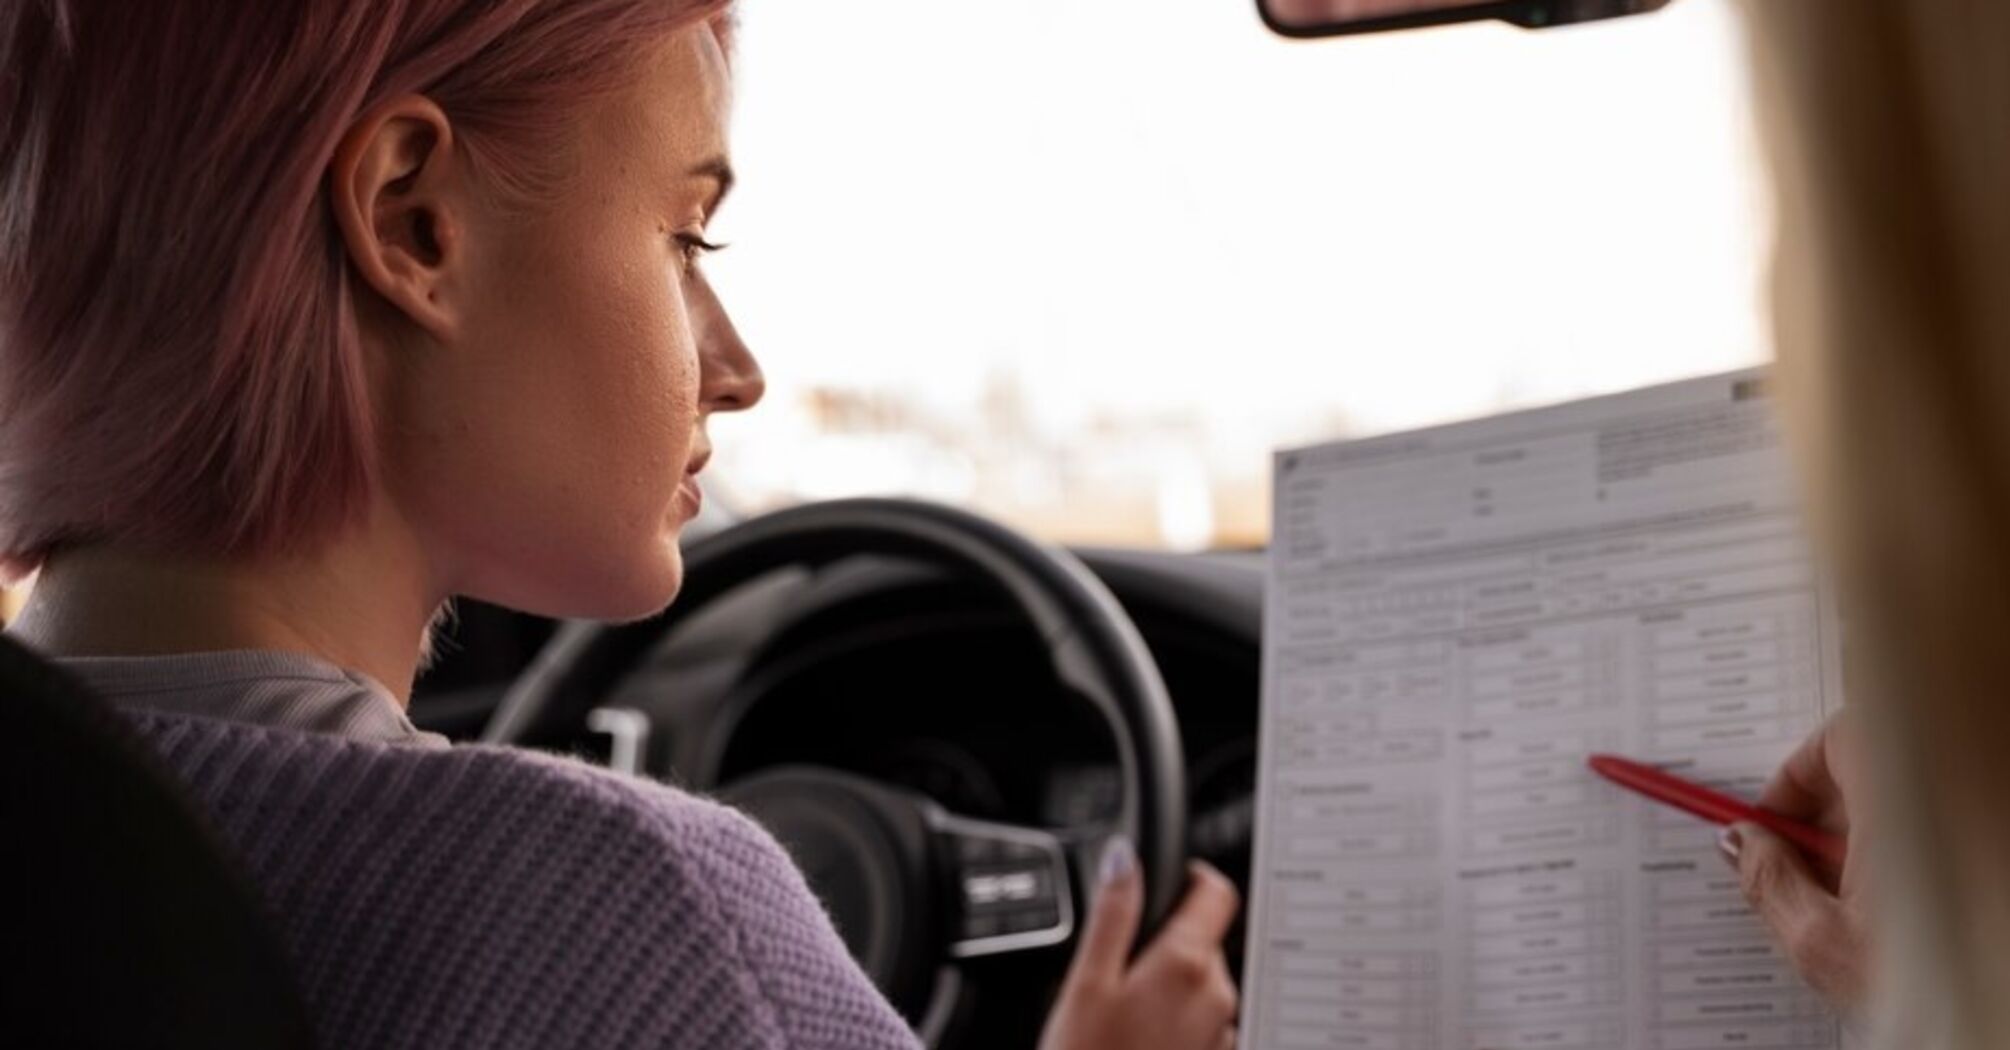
[1208,956,1242,1022]
[1725,821,1839,955]
[1180,955,1241,1032]
[1756,724,1839,820]
[1067,835,1144,982]
[1725,821,1870,1011]
[1156,861,1242,950]
[1758,716,1854,833]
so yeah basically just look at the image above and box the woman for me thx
[1734,1,2010,1046]
[0,2,1240,1048]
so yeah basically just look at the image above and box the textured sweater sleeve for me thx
[125,713,923,1050]
[669,797,925,1050]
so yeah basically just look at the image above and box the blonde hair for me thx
[1742,0,2010,1045]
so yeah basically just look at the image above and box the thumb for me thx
[1067,835,1143,983]
[1724,821,1831,950]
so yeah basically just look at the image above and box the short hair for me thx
[0,0,731,582]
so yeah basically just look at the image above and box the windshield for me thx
[702,0,1769,549]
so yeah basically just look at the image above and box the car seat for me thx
[0,633,314,1048]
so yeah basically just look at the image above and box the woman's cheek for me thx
[611,318,704,524]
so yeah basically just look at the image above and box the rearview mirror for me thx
[1258,0,1671,38]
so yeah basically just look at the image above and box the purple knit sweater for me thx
[69,653,921,1050]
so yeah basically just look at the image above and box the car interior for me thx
[1,0,1789,1047]
[421,499,1254,1046]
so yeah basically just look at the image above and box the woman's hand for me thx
[1039,839,1242,1050]
[1721,712,1871,1016]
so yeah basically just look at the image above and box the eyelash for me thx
[676,232,727,271]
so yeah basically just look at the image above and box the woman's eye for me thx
[675,232,727,272]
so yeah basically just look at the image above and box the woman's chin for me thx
[477,543,685,624]
[594,545,685,624]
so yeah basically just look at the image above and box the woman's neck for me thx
[6,518,443,705]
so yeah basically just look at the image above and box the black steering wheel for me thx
[482,498,1187,1042]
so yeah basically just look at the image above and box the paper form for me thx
[1242,370,1844,1050]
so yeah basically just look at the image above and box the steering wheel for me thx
[482,498,1188,1043]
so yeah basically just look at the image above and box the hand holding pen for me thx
[1589,714,1870,1015]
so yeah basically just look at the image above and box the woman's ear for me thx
[328,96,467,341]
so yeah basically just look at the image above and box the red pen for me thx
[1587,753,1848,870]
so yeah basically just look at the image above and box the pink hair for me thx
[0,0,732,582]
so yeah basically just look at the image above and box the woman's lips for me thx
[678,475,704,519]
[677,445,711,521]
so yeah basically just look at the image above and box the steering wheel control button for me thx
[963,869,1047,907]
[933,813,1075,959]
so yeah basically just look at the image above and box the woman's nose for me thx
[695,282,765,414]
[703,332,764,414]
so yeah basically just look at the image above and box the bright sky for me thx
[702,0,1772,547]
